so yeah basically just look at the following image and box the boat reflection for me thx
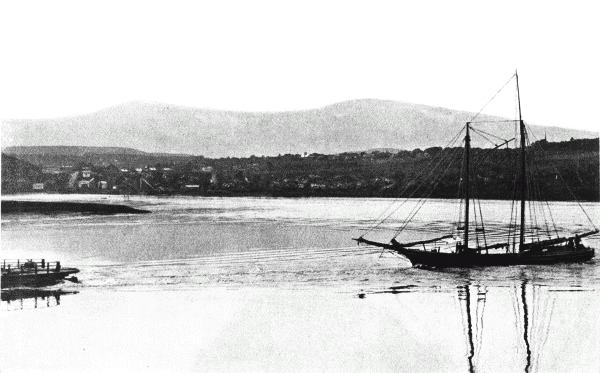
[458,280,593,373]
[1,288,78,311]
[358,276,593,373]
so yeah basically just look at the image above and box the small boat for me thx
[354,71,597,267]
[1,259,79,288]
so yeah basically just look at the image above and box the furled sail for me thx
[391,235,454,248]
[353,234,454,249]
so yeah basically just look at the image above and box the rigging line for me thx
[472,138,516,165]
[535,159,556,240]
[470,167,482,248]
[394,192,437,237]
[527,197,536,243]
[469,73,516,123]
[473,196,480,248]
[469,119,519,124]
[470,129,497,148]
[472,126,511,143]
[499,148,516,167]
[385,140,464,236]
[470,126,511,143]
[527,124,598,230]
[477,199,488,247]
[533,156,561,238]
[456,153,465,234]
[360,127,465,237]
[472,137,498,170]
[394,153,461,237]
[505,147,520,246]
[534,173,552,239]
[473,170,488,248]
[525,147,539,242]
[370,154,449,236]
[529,147,553,239]
[394,144,459,234]
[526,136,543,241]
[508,166,520,252]
[544,197,560,238]
[394,130,478,237]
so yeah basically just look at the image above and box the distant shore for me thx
[1,191,598,202]
[1,200,151,215]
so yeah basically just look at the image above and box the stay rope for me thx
[360,126,465,238]
[469,74,516,124]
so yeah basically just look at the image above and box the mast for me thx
[464,122,471,250]
[516,71,526,248]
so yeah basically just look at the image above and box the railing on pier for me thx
[1,259,62,275]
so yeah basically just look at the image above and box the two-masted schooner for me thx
[354,72,597,267]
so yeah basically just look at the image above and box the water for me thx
[1,195,599,372]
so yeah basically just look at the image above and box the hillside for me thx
[2,146,193,157]
[1,153,43,193]
[3,146,147,156]
[2,100,597,158]
[2,146,199,169]
[2,138,597,201]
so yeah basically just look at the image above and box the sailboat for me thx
[354,72,597,267]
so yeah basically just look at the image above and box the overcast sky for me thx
[1,1,598,132]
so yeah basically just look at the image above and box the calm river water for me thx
[1,195,599,372]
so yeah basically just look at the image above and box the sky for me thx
[1,1,599,132]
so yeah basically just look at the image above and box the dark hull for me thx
[396,247,595,268]
[1,268,79,288]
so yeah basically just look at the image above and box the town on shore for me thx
[2,138,598,201]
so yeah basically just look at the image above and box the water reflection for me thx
[1,289,78,311]
[458,281,538,373]
[358,271,596,373]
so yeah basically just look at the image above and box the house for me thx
[42,167,61,174]
[82,167,92,178]
[78,178,95,188]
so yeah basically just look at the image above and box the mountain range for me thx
[2,100,596,158]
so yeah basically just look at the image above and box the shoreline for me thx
[1,200,151,215]
[1,191,597,202]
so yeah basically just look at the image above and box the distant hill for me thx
[2,146,198,169]
[357,148,402,154]
[2,99,597,158]
[3,146,191,157]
